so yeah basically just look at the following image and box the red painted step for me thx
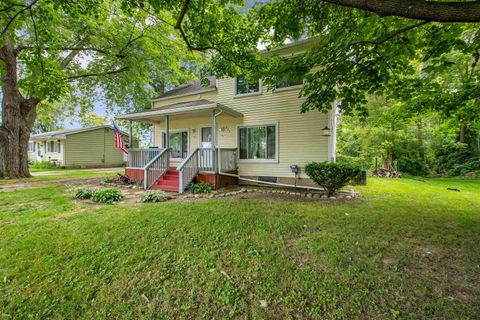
[152,169,180,192]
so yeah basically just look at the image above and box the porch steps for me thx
[151,169,180,192]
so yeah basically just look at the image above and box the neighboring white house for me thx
[118,37,337,192]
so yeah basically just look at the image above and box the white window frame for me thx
[28,142,35,152]
[161,129,189,159]
[46,141,61,153]
[237,123,279,163]
[233,77,262,98]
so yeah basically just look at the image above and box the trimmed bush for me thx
[91,188,123,204]
[191,182,213,194]
[142,190,168,203]
[305,162,361,196]
[72,186,97,200]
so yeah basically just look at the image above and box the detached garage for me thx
[28,126,138,168]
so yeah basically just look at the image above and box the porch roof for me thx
[116,99,243,123]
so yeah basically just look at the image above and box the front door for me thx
[200,127,213,170]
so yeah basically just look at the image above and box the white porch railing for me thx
[127,148,164,168]
[199,148,217,172]
[218,148,237,172]
[177,148,200,193]
[144,148,171,189]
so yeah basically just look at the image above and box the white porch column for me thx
[211,109,217,173]
[128,120,132,147]
[211,109,216,147]
[164,115,169,149]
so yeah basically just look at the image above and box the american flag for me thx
[113,123,128,154]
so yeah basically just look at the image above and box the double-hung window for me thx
[235,76,260,95]
[46,141,61,153]
[239,125,277,161]
[28,142,35,152]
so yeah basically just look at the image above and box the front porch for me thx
[125,147,238,192]
[118,100,242,193]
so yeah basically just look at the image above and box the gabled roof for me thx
[30,125,126,140]
[153,76,217,101]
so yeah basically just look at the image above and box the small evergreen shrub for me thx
[191,182,213,194]
[73,186,97,200]
[305,162,361,196]
[91,188,123,204]
[142,190,168,203]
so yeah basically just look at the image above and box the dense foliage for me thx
[305,162,361,196]
[337,96,480,177]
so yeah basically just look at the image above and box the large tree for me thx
[0,0,198,178]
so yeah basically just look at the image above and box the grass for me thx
[0,168,123,185]
[0,177,479,319]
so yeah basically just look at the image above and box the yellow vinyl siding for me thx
[151,78,329,179]
[217,78,328,178]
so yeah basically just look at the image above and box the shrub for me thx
[191,182,212,194]
[142,190,168,203]
[91,188,123,204]
[305,162,361,196]
[72,186,97,200]
[103,177,115,184]
[31,161,55,169]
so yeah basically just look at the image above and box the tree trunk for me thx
[459,123,467,144]
[0,42,40,179]
[477,130,480,161]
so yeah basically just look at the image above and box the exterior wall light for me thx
[322,126,331,136]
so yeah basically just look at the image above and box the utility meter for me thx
[290,164,299,174]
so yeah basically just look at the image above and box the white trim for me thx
[151,88,217,102]
[233,77,263,97]
[117,102,243,120]
[237,122,279,164]
[328,101,338,162]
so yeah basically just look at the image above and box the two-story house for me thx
[118,37,337,192]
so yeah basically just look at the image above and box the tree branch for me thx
[67,66,129,81]
[1,0,39,34]
[175,0,192,29]
[352,21,428,47]
[321,0,480,23]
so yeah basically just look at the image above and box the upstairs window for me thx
[235,76,260,95]
[277,76,303,89]
[239,125,277,160]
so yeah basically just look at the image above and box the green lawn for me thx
[0,178,479,319]
[0,168,123,185]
